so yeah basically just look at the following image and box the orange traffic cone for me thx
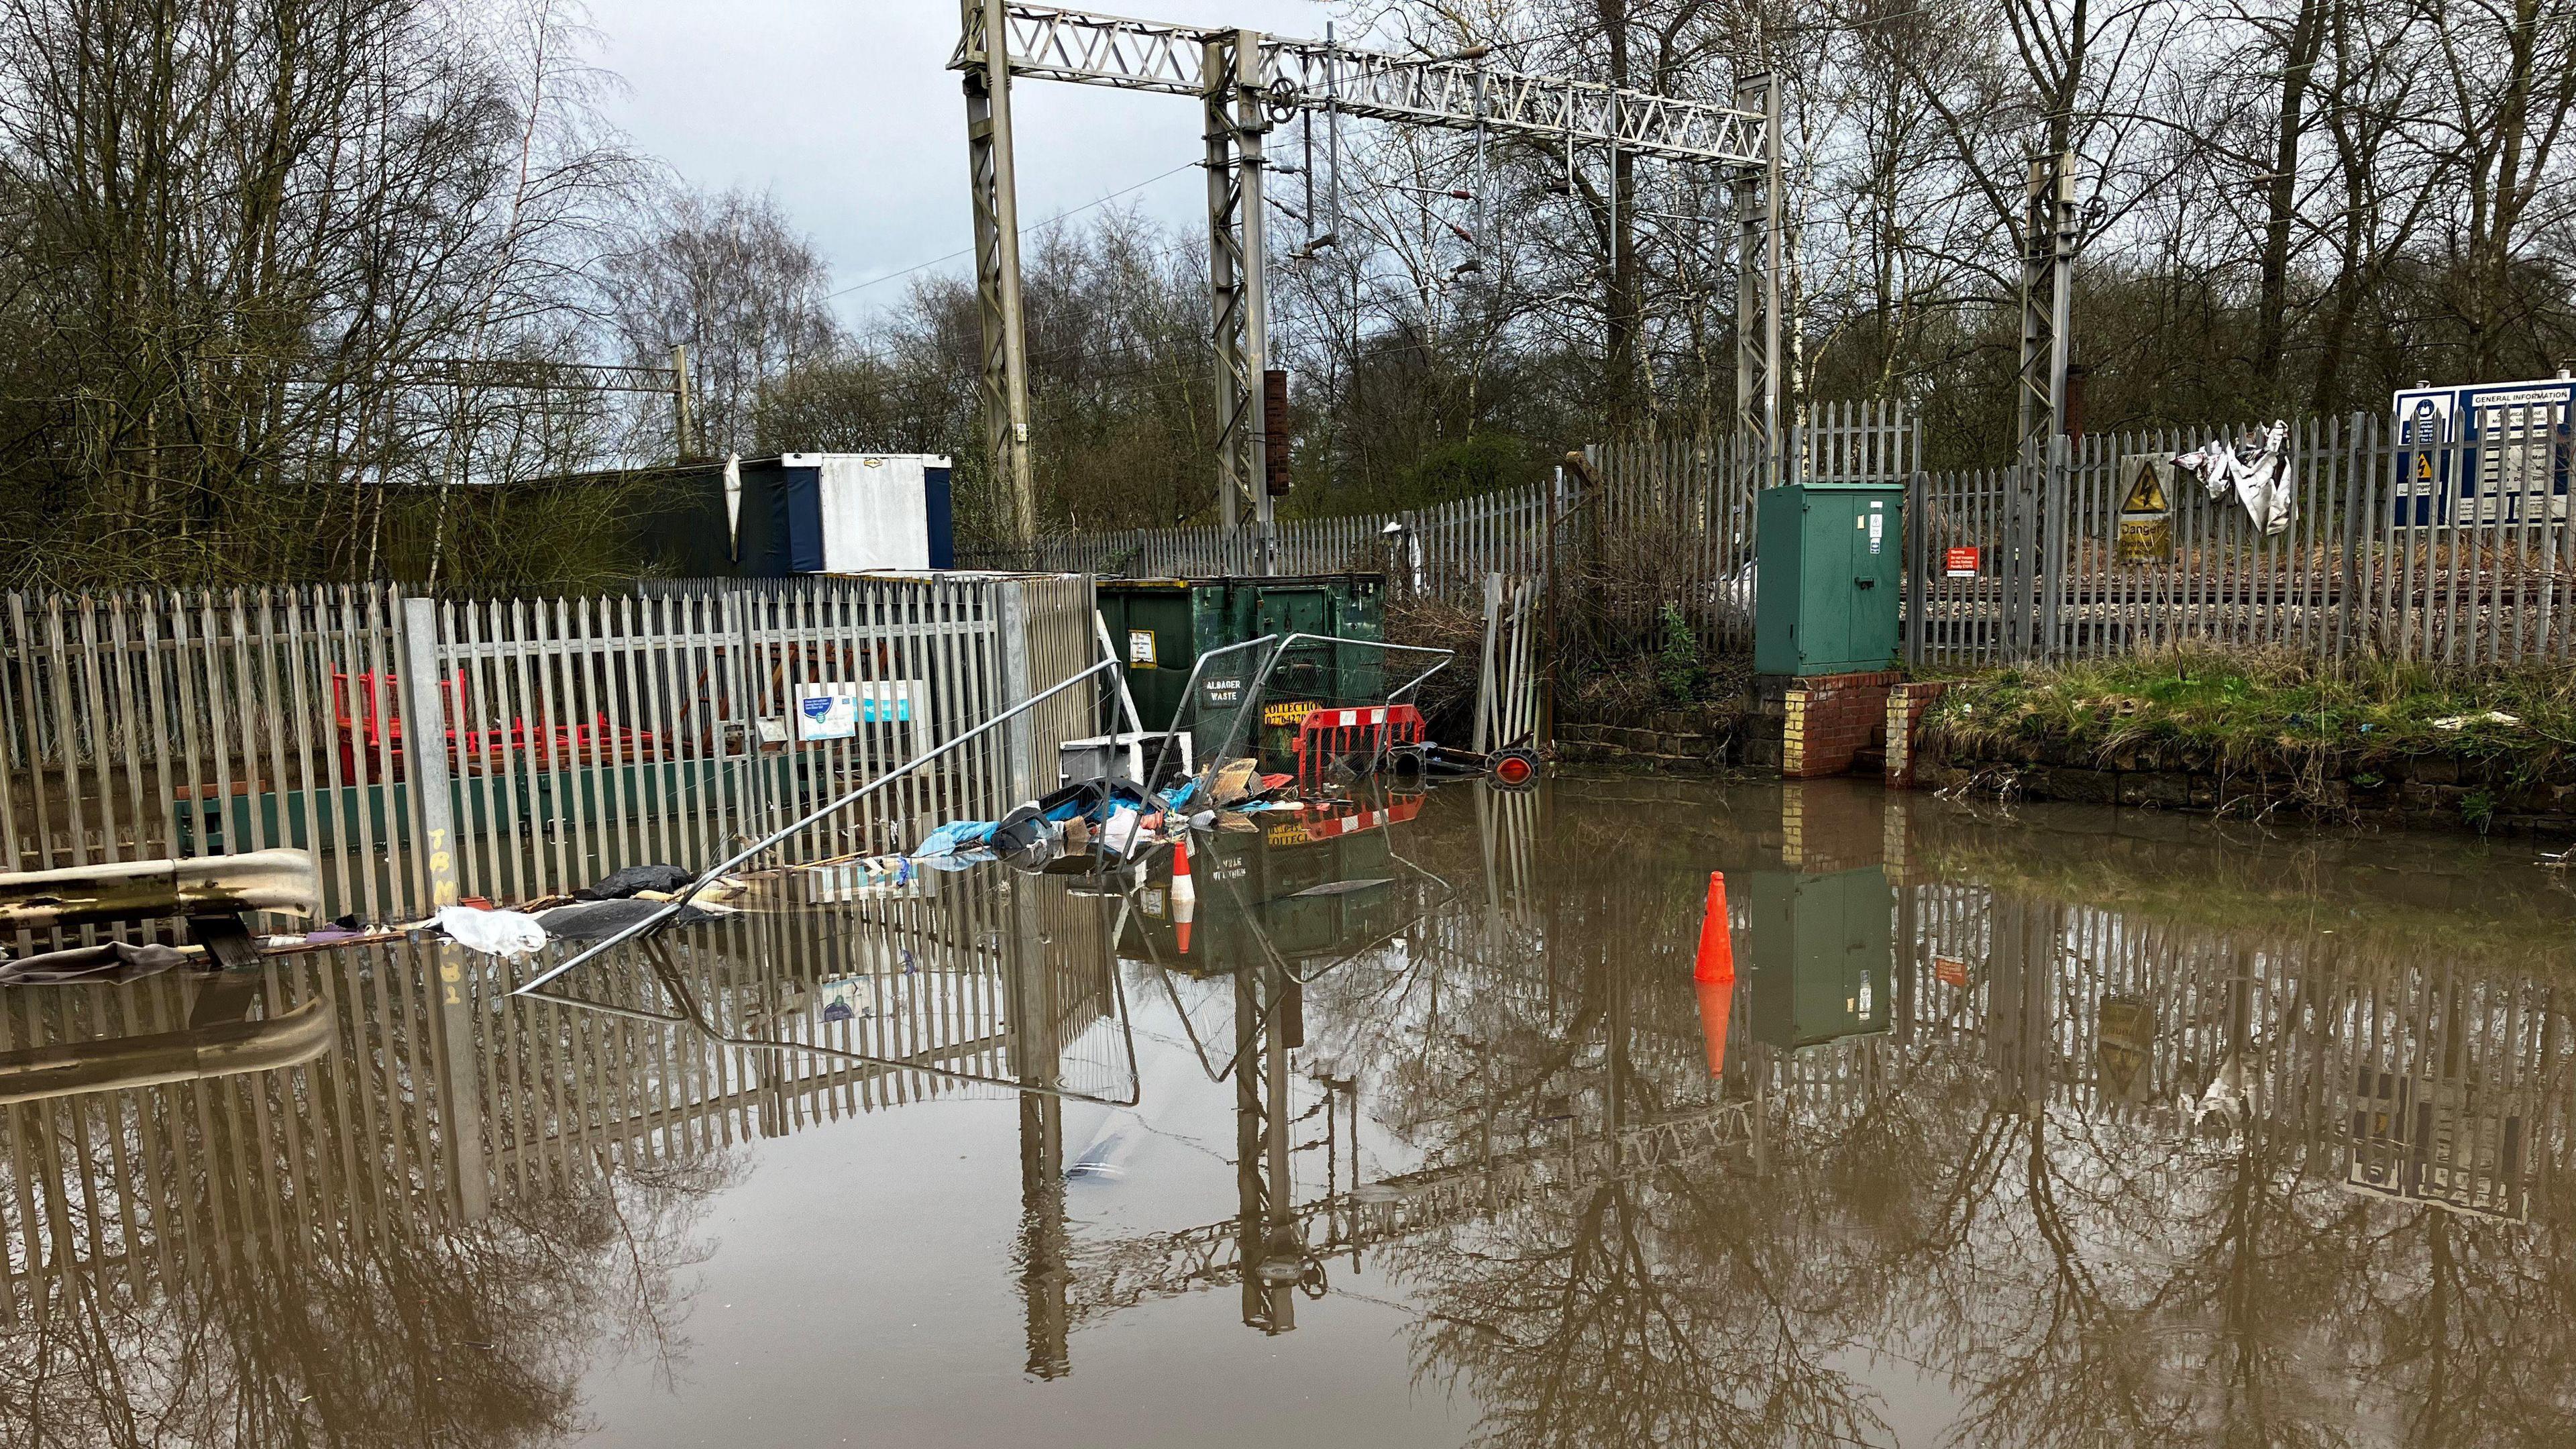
[1693,871,1733,1077]
[1693,872,1733,983]
[1695,977,1733,1077]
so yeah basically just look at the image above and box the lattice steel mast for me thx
[963,0,1039,549]
[1203,32,1271,537]
[2010,150,2079,657]
[1733,64,1781,483]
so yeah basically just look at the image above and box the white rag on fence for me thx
[2174,420,2294,536]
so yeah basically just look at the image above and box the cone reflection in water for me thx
[1696,977,1733,1077]
[1171,837,1195,955]
[1694,872,1734,1076]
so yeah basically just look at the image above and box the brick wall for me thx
[1780,669,1900,779]
[1882,679,1950,789]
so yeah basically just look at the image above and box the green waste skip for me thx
[1096,574,1387,761]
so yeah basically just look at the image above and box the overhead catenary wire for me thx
[825,160,1200,303]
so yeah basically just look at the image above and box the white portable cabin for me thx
[722,453,957,573]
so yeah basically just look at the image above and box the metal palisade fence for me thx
[0,575,1102,935]
[1578,399,2569,669]
[1912,404,2574,666]
[967,482,1561,602]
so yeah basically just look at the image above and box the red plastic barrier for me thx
[1293,704,1425,783]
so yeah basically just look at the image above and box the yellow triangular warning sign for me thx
[2417,452,2436,482]
[2121,458,2169,513]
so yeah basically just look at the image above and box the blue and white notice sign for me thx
[2392,376,2573,528]
[794,682,922,742]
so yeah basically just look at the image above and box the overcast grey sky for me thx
[588,0,1340,329]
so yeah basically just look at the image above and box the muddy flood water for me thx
[7,770,2576,1446]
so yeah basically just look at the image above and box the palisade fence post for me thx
[2042,431,2069,663]
[997,579,1038,803]
[1542,466,1561,743]
[1905,470,1927,667]
[399,593,490,1213]
[2000,472,2021,659]
[733,590,774,839]
[2337,412,2367,661]
[400,596,460,915]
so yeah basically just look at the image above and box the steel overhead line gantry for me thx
[953,1,1783,561]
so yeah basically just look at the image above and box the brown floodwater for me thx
[6,771,2575,1447]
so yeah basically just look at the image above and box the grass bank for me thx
[1917,648,2576,831]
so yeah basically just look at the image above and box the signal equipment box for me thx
[1755,481,1907,677]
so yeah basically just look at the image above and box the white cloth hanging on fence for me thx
[2172,420,2293,536]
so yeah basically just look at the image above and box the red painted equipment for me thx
[1293,703,1425,782]
[1277,792,1425,845]
[1170,838,1195,955]
[331,671,661,782]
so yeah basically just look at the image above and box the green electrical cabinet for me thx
[1734,866,1895,1051]
[1096,574,1386,743]
[1754,481,1907,676]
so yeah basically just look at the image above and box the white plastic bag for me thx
[435,904,549,959]
[1099,806,1142,857]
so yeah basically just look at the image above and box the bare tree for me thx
[602,184,841,458]
[0,0,641,588]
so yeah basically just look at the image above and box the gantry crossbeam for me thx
[954,3,1768,166]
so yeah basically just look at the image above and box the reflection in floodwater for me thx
[0,939,745,1444]
[6,773,2576,1444]
[0,869,1118,1441]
